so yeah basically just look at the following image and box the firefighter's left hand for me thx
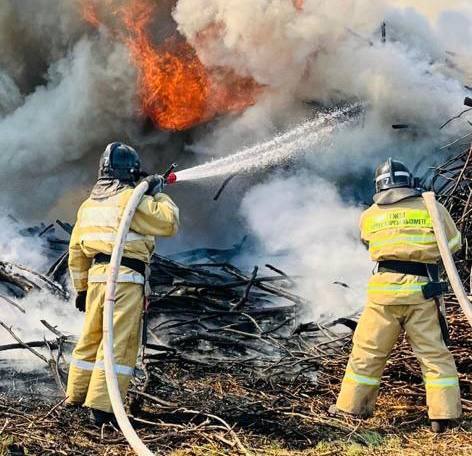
[75,291,87,312]
[144,175,165,196]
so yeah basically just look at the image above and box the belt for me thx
[378,260,438,279]
[378,260,447,300]
[93,253,146,276]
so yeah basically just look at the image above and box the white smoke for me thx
[0,216,48,269]
[0,1,140,218]
[0,38,136,178]
[174,0,384,88]
[174,0,470,153]
[0,218,80,366]
[0,72,21,116]
[392,1,472,19]
[0,290,80,365]
[241,174,370,320]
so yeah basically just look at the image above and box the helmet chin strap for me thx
[388,157,395,184]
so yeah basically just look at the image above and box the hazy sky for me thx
[392,0,471,19]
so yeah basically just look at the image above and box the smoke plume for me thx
[174,0,470,154]
[0,1,141,218]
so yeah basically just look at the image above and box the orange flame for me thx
[82,2,101,28]
[81,0,261,131]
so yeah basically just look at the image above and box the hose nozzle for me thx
[166,172,177,185]
[164,163,177,185]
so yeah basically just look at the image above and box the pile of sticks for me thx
[431,144,472,286]
[146,255,307,362]
[0,232,360,454]
[0,255,73,395]
[0,227,357,396]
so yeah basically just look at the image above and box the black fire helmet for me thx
[375,158,413,193]
[98,142,142,183]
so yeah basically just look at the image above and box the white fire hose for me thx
[423,192,472,327]
[103,180,154,456]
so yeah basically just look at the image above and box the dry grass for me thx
[1,365,471,455]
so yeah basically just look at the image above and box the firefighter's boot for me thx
[431,419,449,434]
[328,404,369,419]
[90,408,117,427]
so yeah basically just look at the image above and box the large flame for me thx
[81,0,261,131]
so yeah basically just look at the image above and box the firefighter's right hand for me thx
[75,291,87,312]
[144,175,165,196]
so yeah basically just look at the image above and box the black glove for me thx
[75,291,87,312]
[144,175,165,196]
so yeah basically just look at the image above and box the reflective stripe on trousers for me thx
[336,301,462,419]
[88,273,144,285]
[424,376,459,388]
[367,282,427,294]
[70,357,135,376]
[344,370,380,387]
[66,281,144,412]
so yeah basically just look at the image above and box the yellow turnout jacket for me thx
[360,194,461,305]
[68,188,179,292]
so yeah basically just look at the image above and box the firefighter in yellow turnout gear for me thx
[66,143,179,425]
[333,158,462,433]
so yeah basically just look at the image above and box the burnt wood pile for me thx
[0,223,356,396]
[431,144,472,288]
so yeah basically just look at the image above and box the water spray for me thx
[174,104,362,183]
[156,105,361,188]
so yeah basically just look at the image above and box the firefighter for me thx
[330,158,462,433]
[65,142,179,425]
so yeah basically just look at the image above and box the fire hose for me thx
[102,167,177,456]
[423,192,472,328]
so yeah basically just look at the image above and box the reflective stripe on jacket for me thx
[68,188,179,291]
[360,196,461,305]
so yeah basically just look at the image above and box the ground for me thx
[1,298,471,455]
[1,378,471,455]
[1,361,471,454]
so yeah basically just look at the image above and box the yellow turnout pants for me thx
[66,278,143,413]
[336,301,461,419]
